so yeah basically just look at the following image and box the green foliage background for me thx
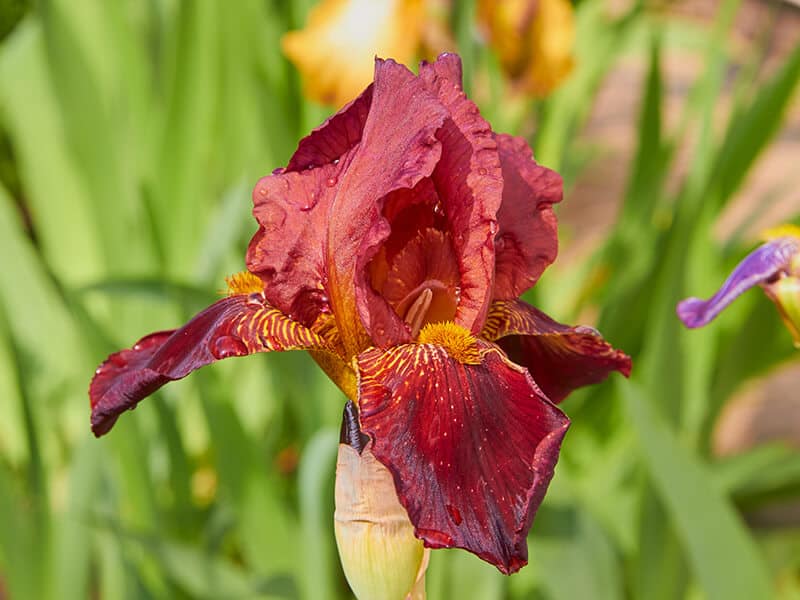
[0,0,799,598]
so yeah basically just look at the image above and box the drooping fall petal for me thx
[677,236,800,329]
[282,0,424,107]
[357,329,569,574]
[90,291,327,436]
[246,88,373,327]
[326,58,448,353]
[482,300,631,403]
[492,133,561,299]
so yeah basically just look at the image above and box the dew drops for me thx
[331,158,340,165]
[326,176,337,187]
[246,293,264,307]
[109,354,127,368]
[433,201,443,215]
[424,529,454,546]
[478,167,487,176]
[260,201,286,231]
[575,325,601,337]
[210,336,248,359]
[446,504,463,525]
[489,221,498,235]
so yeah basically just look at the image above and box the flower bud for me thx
[334,443,428,600]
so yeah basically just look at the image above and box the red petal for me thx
[357,340,569,574]
[246,87,373,327]
[493,134,561,300]
[482,300,631,403]
[420,54,504,333]
[286,86,374,172]
[90,293,326,436]
[382,228,461,331]
[326,58,449,353]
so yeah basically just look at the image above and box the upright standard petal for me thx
[246,88,373,327]
[326,58,448,354]
[492,134,561,300]
[419,54,504,333]
[482,300,631,403]
[357,329,569,574]
[90,290,327,436]
[677,236,800,329]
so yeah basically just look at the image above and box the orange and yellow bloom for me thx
[478,0,575,96]
[282,0,424,107]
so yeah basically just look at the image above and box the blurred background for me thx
[0,0,799,598]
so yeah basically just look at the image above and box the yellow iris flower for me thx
[283,0,424,107]
[478,0,575,97]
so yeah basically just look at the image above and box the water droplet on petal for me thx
[109,354,127,368]
[575,325,601,337]
[446,504,463,525]
[246,293,264,307]
[489,221,498,235]
[478,167,487,176]
[422,529,454,546]
[331,158,340,165]
[260,201,286,231]
[210,336,248,359]
[326,176,337,187]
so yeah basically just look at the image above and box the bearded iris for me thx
[90,54,630,587]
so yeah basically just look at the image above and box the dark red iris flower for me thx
[90,54,630,574]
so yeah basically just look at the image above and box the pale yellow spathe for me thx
[334,443,428,599]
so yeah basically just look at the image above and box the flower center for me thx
[417,321,481,365]
[370,227,462,338]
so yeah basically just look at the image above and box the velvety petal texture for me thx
[677,236,800,329]
[90,292,327,436]
[482,300,631,403]
[357,338,569,574]
[492,134,561,300]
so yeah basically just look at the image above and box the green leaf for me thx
[297,429,339,600]
[709,41,800,208]
[620,379,774,600]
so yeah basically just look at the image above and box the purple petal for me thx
[677,237,799,328]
